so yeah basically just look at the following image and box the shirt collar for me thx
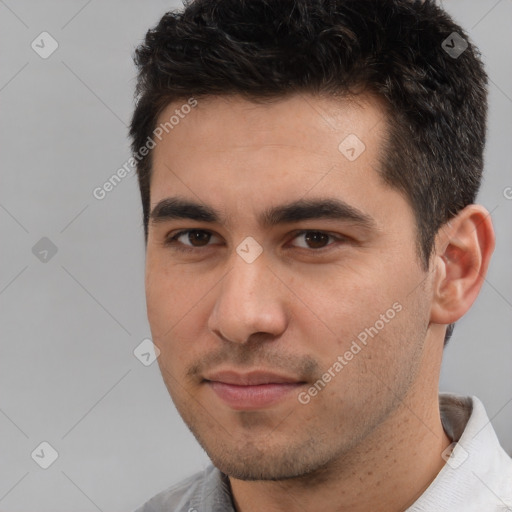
[406,393,512,511]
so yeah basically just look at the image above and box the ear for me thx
[430,205,495,326]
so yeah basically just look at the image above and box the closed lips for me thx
[203,370,305,386]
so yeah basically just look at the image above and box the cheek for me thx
[309,269,393,329]
[145,253,200,331]
[145,261,215,369]
[302,261,423,364]
[145,274,172,338]
[145,259,189,342]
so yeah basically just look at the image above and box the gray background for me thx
[0,0,510,510]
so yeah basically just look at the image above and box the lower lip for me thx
[206,381,304,410]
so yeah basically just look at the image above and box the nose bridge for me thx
[229,248,271,300]
[209,249,287,344]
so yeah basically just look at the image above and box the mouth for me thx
[203,370,307,410]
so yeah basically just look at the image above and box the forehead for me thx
[154,93,386,153]
[149,93,390,218]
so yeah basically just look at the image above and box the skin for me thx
[144,93,495,511]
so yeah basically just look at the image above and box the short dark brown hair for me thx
[129,0,488,345]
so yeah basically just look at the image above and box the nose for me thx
[208,251,288,344]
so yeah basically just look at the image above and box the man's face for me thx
[145,94,435,480]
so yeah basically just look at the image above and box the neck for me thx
[229,379,451,512]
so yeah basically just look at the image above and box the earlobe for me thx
[430,205,495,326]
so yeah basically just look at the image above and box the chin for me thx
[198,433,334,481]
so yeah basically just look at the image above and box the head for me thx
[130,0,494,481]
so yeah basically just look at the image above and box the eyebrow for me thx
[150,196,376,230]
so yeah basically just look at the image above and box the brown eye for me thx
[303,231,330,249]
[291,231,340,250]
[165,229,220,251]
[185,230,211,247]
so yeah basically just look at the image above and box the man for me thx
[130,0,512,510]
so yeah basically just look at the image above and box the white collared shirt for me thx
[407,393,512,511]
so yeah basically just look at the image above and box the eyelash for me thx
[163,229,348,253]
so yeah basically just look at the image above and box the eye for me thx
[165,229,221,252]
[289,230,346,250]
